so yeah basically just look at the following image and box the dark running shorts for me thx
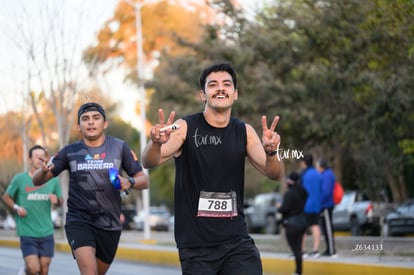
[20,234,54,258]
[179,237,262,275]
[65,222,121,264]
[305,213,320,226]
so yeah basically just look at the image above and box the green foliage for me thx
[399,140,414,155]
[147,159,175,211]
[145,0,414,202]
[83,0,414,203]
[106,117,141,154]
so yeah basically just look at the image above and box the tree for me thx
[0,112,25,205]
[83,0,225,204]
[83,0,208,82]
[2,0,109,151]
[147,0,414,201]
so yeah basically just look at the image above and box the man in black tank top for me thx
[33,102,149,275]
[143,62,284,275]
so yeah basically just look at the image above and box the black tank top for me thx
[174,113,250,248]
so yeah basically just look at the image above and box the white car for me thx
[133,206,171,232]
[244,192,283,234]
[3,214,16,230]
[333,191,393,236]
[51,208,63,229]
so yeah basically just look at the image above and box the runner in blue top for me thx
[316,158,337,257]
[142,61,284,275]
[300,153,322,258]
[33,102,149,275]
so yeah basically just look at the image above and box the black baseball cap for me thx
[286,171,300,185]
[77,102,106,123]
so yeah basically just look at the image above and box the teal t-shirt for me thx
[5,172,62,237]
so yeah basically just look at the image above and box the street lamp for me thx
[125,0,151,240]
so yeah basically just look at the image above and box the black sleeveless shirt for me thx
[174,113,250,248]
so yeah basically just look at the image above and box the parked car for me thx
[333,191,393,236]
[51,207,63,229]
[382,198,414,236]
[121,208,137,230]
[244,192,283,234]
[134,206,171,232]
[3,214,16,230]
[168,215,175,232]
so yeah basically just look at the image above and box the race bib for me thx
[197,191,238,218]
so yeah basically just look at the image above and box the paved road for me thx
[117,229,414,258]
[1,229,413,275]
[0,246,182,275]
[3,229,414,258]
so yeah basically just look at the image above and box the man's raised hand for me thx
[150,108,176,144]
[261,115,281,153]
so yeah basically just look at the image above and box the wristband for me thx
[13,204,20,211]
[266,150,278,157]
[128,177,135,189]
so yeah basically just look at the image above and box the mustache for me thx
[212,92,229,98]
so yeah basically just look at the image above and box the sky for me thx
[0,0,119,113]
[0,0,264,128]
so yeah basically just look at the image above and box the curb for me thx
[1,239,413,275]
[261,256,414,275]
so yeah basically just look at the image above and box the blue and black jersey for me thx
[51,136,142,231]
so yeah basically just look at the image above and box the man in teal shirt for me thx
[3,145,64,275]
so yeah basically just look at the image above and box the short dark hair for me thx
[286,171,300,184]
[302,153,314,167]
[199,61,237,92]
[317,158,329,169]
[77,102,106,123]
[29,145,45,158]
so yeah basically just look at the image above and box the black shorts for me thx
[305,213,320,226]
[178,237,262,275]
[20,235,54,258]
[65,222,121,264]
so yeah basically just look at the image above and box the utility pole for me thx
[125,0,151,241]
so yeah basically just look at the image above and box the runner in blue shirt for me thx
[316,158,338,257]
[301,153,322,258]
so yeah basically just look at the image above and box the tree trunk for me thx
[384,164,407,204]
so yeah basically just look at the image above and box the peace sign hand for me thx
[261,115,281,154]
[150,108,176,144]
[39,149,54,172]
